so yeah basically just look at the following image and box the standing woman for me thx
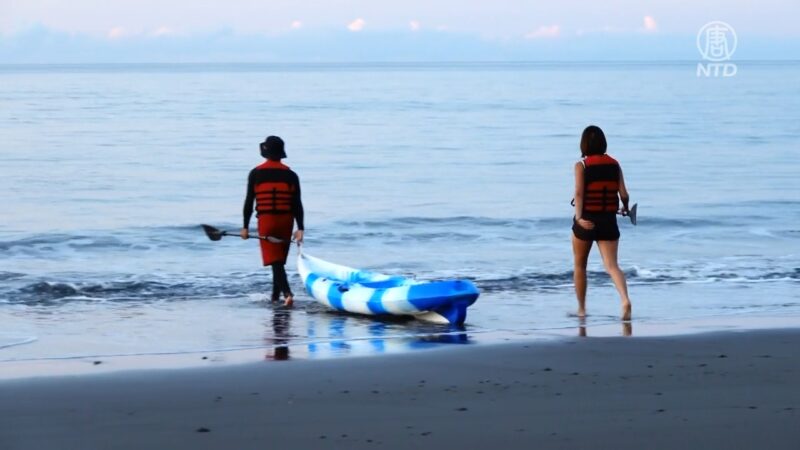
[241,136,305,307]
[572,126,632,320]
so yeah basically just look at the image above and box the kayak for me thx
[297,252,479,325]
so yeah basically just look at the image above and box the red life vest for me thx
[254,161,296,215]
[582,154,620,213]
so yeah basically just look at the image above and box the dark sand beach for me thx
[2,327,799,450]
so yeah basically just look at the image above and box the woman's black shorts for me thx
[572,213,620,242]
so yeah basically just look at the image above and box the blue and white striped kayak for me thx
[297,252,479,325]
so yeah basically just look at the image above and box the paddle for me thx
[201,224,289,243]
[569,200,639,226]
[621,203,638,226]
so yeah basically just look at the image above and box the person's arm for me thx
[241,170,255,238]
[618,166,630,214]
[291,172,305,243]
[574,162,594,229]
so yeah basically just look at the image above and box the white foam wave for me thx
[0,335,38,350]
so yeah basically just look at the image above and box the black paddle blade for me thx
[629,203,638,226]
[201,224,225,241]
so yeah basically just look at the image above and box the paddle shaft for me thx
[570,199,637,225]
[223,230,291,243]
[202,224,294,243]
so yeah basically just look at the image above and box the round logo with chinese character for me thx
[697,21,737,62]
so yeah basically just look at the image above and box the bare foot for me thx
[577,308,587,318]
[284,295,294,307]
[621,301,632,321]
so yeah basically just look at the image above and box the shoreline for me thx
[2,326,799,449]
[2,311,799,380]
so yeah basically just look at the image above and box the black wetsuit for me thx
[243,160,304,300]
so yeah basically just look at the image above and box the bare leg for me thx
[571,234,592,317]
[596,240,632,320]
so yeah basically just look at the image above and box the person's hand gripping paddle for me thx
[619,203,638,225]
[201,224,292,243]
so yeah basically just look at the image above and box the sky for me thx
[1,0,798,63]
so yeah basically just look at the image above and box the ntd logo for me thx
[697,21,738,78]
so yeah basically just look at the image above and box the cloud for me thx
[525,25,560,39]
[3,22,796,64]
[347,18,365,32]
[151,26,174,37]
[409,20,421,32]
[291,20,302,30]
[643,16,658,33]
[107,27,127,39]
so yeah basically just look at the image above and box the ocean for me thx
[1,62,798,364]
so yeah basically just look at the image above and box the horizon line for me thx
[1,59,798,67]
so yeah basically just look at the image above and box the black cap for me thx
[260,136,286,160]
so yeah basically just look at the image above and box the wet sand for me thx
[1,328,799,450]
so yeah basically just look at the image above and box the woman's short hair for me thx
[580,125,607,157]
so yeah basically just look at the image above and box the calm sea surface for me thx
[1,62,799,362]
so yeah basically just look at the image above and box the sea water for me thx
[1,62,798,363]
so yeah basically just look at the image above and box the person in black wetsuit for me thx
[571,125,633,320]
[241,136,304,306]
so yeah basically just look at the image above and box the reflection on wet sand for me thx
[266,308,292,361]
[307,313,469,358]
[623,322,632,337]
[578,317,633,337]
